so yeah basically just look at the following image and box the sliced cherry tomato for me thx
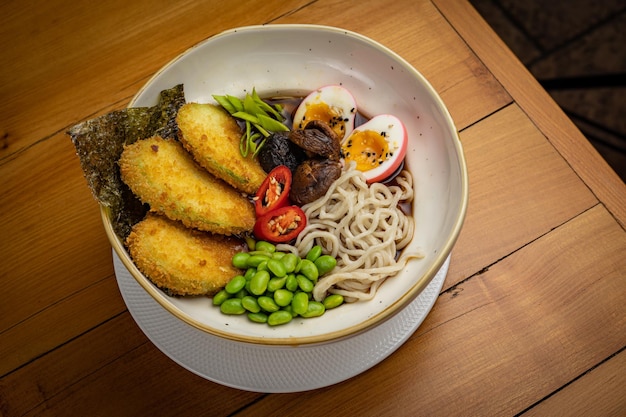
[255,165,292,217]
[253,205,307,243]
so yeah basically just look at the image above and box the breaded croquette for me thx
[119,136,255,235]
[176,103,267,194]
[126,213,245,296]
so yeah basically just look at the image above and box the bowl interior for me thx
[107,24,468,345]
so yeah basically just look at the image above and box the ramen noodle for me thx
[278,164,424,302]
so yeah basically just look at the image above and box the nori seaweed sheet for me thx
[68,84,186,239]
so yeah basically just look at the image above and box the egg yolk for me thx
[342,130,390,171]
[299,102,347,139]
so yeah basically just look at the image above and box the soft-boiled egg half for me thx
[341,114,408,183]
[292,85,357,141]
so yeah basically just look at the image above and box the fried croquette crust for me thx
[119,136,255,235]
[177,103,267,195]
[126,213,245,296]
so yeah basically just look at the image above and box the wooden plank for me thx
[446,104,597,287]
[0,0,313,160]
[432,0,626,227]
[0,313,262,416]
[0,134,113,335]
[523,349,626,416]
[233,205,626,416]
[0,276,125,376]
[276,0,512,131]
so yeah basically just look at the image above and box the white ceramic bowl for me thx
[103,24,468,346]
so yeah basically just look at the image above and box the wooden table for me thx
[2,0,625,415]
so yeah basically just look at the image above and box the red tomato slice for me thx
[254,165,292,217]
[253,205,307,243]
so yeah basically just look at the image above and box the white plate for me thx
[114,250,448,392]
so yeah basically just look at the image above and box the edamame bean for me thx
[273,289,293,307]
[247,312,268,323]
[234,288,248,299]
[256,260,269,272]
[298,259,319,282]
[232,252,250,269]
[244,267,256,280]
[285,274,298,292]
[212,289,230,306]
[281,253,298,273]
[225,275,246,294]
[291,291,309,315]
[267,310,293,326]
[242,295,261,313]
[267,275,287,292]
[267,258,287,277]
[247,250,273,257]
[249,270,270,295]
[315,255,337,275]
[300,301,325,318]
[296,274,314,293]
[282,304,295,316]
[217,246,345,326]
[246,254,270,268]
[255,241,276,253]
[305,245,323,262]
[257,296,280,313]
[220,298,245,315]
[322,294,344,309]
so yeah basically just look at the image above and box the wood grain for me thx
[447,104,597,286]
[234,205,626,416]
[433,0,626,227]
[523,348,626,416]
[0,313,262,416]
[1,0,625,414]
[0,0,312,160]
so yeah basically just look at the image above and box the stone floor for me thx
[469,0,626,182]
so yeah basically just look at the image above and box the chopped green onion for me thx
[257,113,290,132]
[213,89,289,157]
